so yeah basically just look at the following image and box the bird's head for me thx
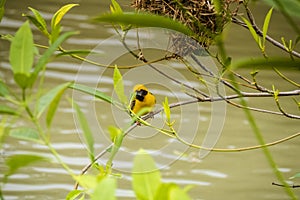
[133,84,149,101]
[133,84,148,92]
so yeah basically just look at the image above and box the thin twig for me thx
[231,17,300,58]
[191,54,241,94]
[252,74,273,93]
[57,45,176,69]
[273,67,300,88]
[274,97,300,119]
[190,54,300,119]
[185,87,299,118]
[272,182,300,188]
[225,99,286,116]
[121,33,209,98]
[74,123,138,189]
[231,70,253,85]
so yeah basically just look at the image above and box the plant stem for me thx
[33,117,74,176]
[23,90,75,177]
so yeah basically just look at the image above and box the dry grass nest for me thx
[132,0,241,55]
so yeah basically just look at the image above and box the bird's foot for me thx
[137,121,142,126]
[148,111,155,119]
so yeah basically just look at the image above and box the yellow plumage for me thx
[130,84,156,116]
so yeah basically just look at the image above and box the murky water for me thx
[1,0,300,199]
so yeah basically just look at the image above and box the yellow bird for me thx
[130,84,156,117]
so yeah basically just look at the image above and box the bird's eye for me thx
[135,89,148,101]
[140,89,148,95]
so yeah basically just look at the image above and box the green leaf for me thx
[5,154,47,178]
[281,37,289,51]
[154,183,176,200]
[241,17,261,48]
[232,57,300,70]
[9,21,34,88]
[30,31,77,87]
[262,8,273,47]
[23,15,41,30]
[0,118,8,145]
[51,4,79,42]
[290,172,300,179]
[27,7,50,37]
[37,82,72,118]
[288,39,293,50]
[36,82,72,127]
[51,4,79,28]
[108,126,123,145]
[250,69,259,77]
[292,98,300,111]
[56,49,94,57]
[154,183,192,200]
[132,149,161,200]
[295,35,300,45]
[91,177,116,200]
[73,100,95,162]
[113,65,128,105]
[66,190,84,200]
[0,79,10,97]
[50,24,61,44]
[0,34,13,42]
[78,195,85,200]
[110,0,123,14]
[169,185,192,200]
[0,0,6,22]
[106,126,123,170]
[45,84,70,127]
[94,12,193,37]
[0,0,5,9]
[13,73,31,89]
[163,97,171,124]
[262,0,300,18]
[0,105,17,115]
[69,83,114,105]
[9,127,42,143]
[272,85,279,101]
[74,175,98,190]
[273,67,300,87]
[0,0,5,8]
[212,0,223,13]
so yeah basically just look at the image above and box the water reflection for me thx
[190,169,227,179]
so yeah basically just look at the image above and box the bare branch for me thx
[225,99,286,116]
[272,182,300,188]
[274,96,300,119]
[232,17,300,58]
[120,34,210,98]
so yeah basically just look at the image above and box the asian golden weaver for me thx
[130,84,156,117]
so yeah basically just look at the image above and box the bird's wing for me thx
[130,99,136,111]
[129,91,137,113]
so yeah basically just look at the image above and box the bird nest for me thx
[132,0,240,55]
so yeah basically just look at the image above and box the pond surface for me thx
[0,0,300,199]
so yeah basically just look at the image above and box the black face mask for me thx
[136,89,148,101]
